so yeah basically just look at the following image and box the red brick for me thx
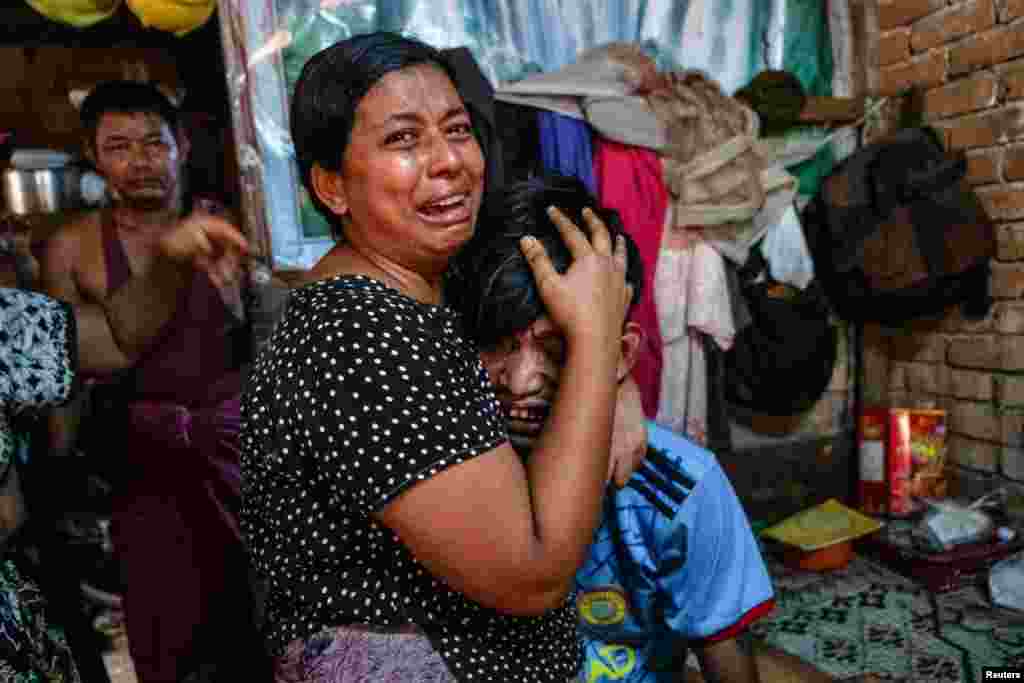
[947,334,999,367]
[944,105,1024,150]
[924,73,999,121]
[966,147,1003,184]
[997,222,1024,260]
[948,433,1001,470]
[990,261,1024,298]
[951,367,996,399]
[880,0,945,30]
[904,393,953,411]
[950,20,1024,74]
[878,49,947,97]
[952,399,1002,441]
[1002,0,1024,22]
[979,181,1024,220]
[880,28,911,66]
[1002,334,1024,369]
[1001,58,1024,100]
[1004,411,1024,446]
[904,361,951,395]
[998,374,1024,405]
[889,362,908,391]
[911,0,996,52]
[887,389,912,406]
[1006,145,1024,182]
[995,301,1024,332]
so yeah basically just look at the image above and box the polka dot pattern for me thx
[240,275,582,682]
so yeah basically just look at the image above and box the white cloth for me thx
[653,228,736,444]
[760,203,815,290]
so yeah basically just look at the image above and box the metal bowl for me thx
[1,165,84,216]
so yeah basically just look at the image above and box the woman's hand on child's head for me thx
[519,206,631,349]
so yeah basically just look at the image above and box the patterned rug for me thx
[750,554,1024,681]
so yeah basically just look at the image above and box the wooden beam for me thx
[798,96,865,123]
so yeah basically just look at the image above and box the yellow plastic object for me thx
[125,0,215,36]
[760,498,883,552]
[25,0,122,28]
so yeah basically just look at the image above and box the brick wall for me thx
[870,0,1024,499]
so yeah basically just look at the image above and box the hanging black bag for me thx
[725,244,837,416]
[800,126,995,325]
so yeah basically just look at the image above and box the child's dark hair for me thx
[453,174,643,348]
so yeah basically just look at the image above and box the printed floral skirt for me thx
[274,624,456,683]
[274,624,584,683]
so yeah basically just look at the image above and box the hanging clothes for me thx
[593,139,668,419]
[648,70,799,265]
[496,43,668,151]
[653,232,737,445]
[537,111,598,194]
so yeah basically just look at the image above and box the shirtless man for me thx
[40,80,266,683]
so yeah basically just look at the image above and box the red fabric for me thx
[697,598,777,645]
[593,140,669,418]
[111,392,249,682]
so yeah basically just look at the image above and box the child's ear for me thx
[618,322,643,383]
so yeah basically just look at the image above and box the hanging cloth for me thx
[538,111,598,194]
[653,231,737,444]
[593,139,669,419]
[496,43,668,151]
[649,70,799,265]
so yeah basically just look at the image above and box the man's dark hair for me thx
[453,174,643,348]
[80,80,180,149]
[289,31,487,241]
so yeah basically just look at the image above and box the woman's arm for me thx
[376,209,630,615]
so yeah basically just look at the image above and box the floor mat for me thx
[751,555,1024,681]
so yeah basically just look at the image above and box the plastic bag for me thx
[990,551,1024,611]
[920,499,995,551]
[760,203,814,289]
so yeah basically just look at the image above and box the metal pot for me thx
[1,165,84,216]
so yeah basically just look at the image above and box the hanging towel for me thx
[593,139,669,419]
[538,111,598,194]
[648,70,799,265]
[653,238,737,444]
